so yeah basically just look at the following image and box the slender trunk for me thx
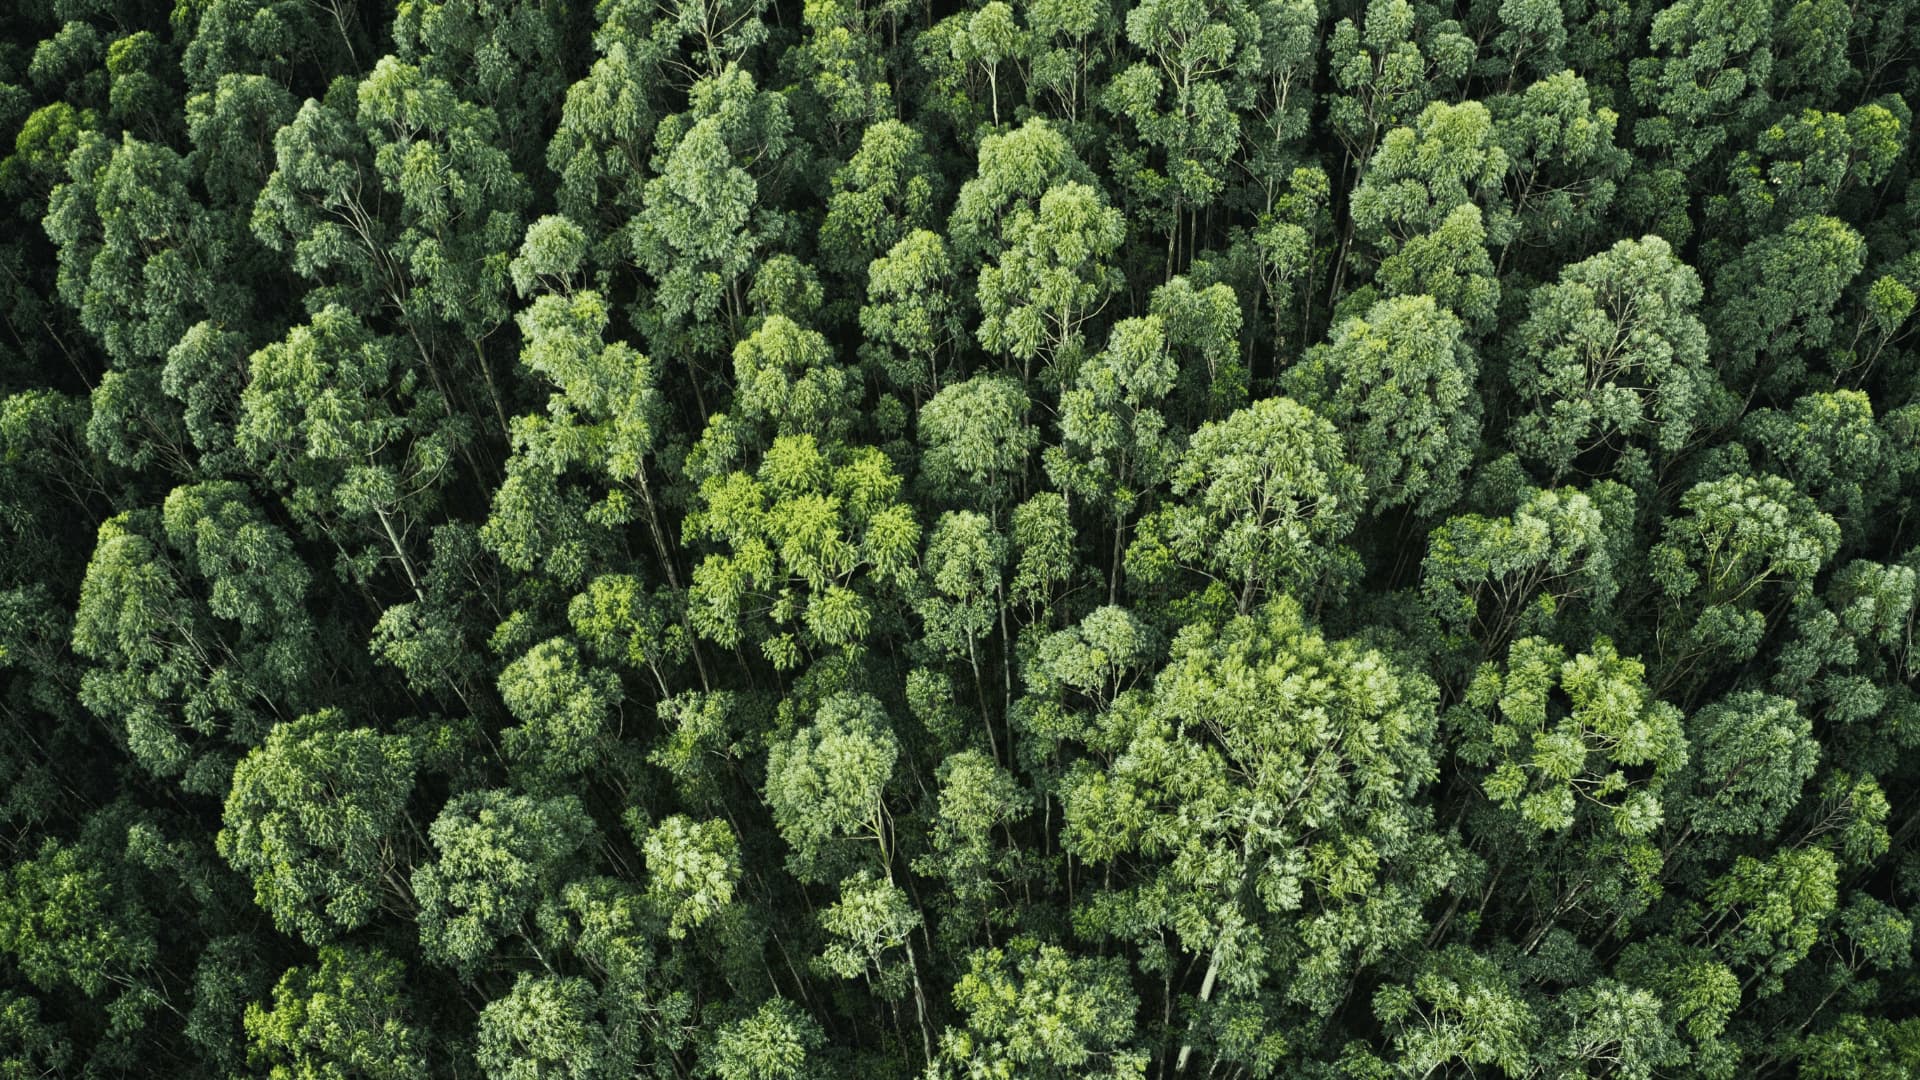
[905,940,936,1068]
[1175,829,1257,1072]
[374,505,425,601]
[637,472,712,690]
[471,338,511,438]
[1173,935,1226,1074]
[969,634,1001,764]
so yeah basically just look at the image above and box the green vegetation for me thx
[3,0,1919,1074]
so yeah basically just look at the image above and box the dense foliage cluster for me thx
[4,0,1920,1074]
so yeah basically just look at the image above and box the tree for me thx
[218,710,417,944]
[629,67,794,369]
[1490,70,1629,266]
[1627,0,1776,174]
[1650,473,1841,692]
[239,305,466,597]
[975,180,1127,386]
[1698,847,1840,998]
[1743,390,1895,527]
[72,485,315,794]
[1420,483,1625,670]
[1718,104,1906,241]
[411,789,597,972]
[475,974,618,1080]
[791,0,897,153]
[1506,235,1717,484]
[0,991,73,1079]
[1128,396,1363,612]
[684,435,919,667]
[1368,946,1537,1078]
[546,4,667,238]
[388,0,572,169]
[1678,691,1820,839]
[253,59,529,431]
[1449,635,1688,947]
[1285,294,1480,516]
[947,117,1092,268]
[43,130,240,372]
[917,510,1010,749]
[819,120,939,283]
[935,939,1145,1078]
[1061,596,1451,1071]
[1710,215,1866,393]
[763,692,898,882]
[1348,99,1507,328]
[913,749,1034,939]
[176,0,351,93]
[186,72,297,210]
[497,637,623,783]
[1024,0,1120,126]
[1327,0,1474,188]
[1459,637,1687,838]
[0,835,156,1003]
[1044,316,1180,601]
[704,999,822,1080]
[640,814,741,939]
[244,946,431,1080]
[814,869,923,997]
[917,374,1037,513]
[1099,0,1257,276]
[861,229,965,401]
[730,315,860,441]
[1150,275,1245,421]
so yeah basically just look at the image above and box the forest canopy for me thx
[3,0,1920,1075]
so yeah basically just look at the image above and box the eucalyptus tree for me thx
[1061,596,1451,1073]
[72,483,316,794]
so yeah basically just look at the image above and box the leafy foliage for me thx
[4,0,1920,1074]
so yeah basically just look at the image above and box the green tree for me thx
[819,121,938,284]
[1368,946,1537,1078]
[1128,396,1363,612]
[913,749,1034,941]
[917,510,1011,751]
[1507,235,1717,485]
[1489,70,1629,267]
[640,814,741,939]
[475,974,619,1080]
[1285,294,1480,516]
[934,939,1145,1078]
[72,486,315,794]
[629,67,794,372]
[1348,99,1507,328]
[684,434,919,668]
[917,374,1037,513]
[411,789,597,972]
[1420,483,1625,670]
[253,58,529,432]
[975,180,1127,386]
[497,637,623,784]
[245,946,431,1080]
[764,691,898,882]
[1710,215,1867,394]
[1061,597,1450,1070]
[239,305,466,597]
[1649,473,1841,693]
[1044,315,1180,601]
[1099,0,1256,276]
[704,999,822,1080]
[861,229,966,402]
[218,710,417,944]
